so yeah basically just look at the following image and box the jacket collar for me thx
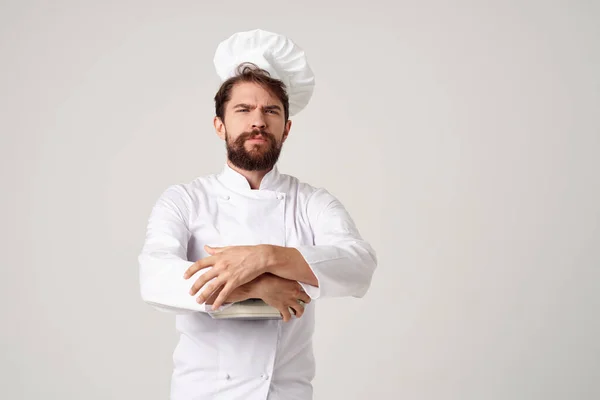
[218,163,282,191]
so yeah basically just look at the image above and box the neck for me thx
[227,160,271,190]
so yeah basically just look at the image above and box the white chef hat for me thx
[213,29,315,116]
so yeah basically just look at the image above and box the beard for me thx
[225,128,283,171]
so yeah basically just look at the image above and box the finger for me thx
[196,278,224,304]
[290,303,304,319]
[189,270,218,296]
[211,282,235,310]
[196,277,225,304]
[298,291,311,304]
[279,305,292,322]
[204,288,220,305]
[183,256,217,279]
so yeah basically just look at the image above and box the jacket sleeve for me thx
[138,185,228,314]
[294,188,377,300]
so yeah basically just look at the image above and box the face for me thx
[214,81,292,171]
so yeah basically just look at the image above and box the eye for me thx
[266,110,278,114]
[237,109,249,112]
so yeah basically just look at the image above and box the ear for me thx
[282,119,292,143]
[214,116,226,140]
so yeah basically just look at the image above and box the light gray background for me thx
[1,1,599,399]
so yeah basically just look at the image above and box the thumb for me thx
[205,245,225,254]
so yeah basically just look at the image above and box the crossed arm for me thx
[184,244,317,310]
[139,185,376,318]
[203,270,312,321]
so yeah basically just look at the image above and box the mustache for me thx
[236,129,275,144]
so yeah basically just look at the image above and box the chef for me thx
[138,28,377,400]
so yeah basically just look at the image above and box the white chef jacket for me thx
[138,163,377,400]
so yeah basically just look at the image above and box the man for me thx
[138,29,377,400]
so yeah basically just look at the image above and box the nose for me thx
[251,110,267,129]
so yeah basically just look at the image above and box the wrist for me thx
[249,273,270,300]
[261,244,284,275]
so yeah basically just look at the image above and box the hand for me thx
[204,274,310,322]
[184,244,273,310]
[204,281,253,306]
[253,273,311,322]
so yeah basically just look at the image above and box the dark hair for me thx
[214,62,290,121]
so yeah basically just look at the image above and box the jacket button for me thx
[225,373,230,380]
[276,194,283,200]
[222,195,230,200]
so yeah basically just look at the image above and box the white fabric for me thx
[138,164,377,400]
[213,29,315,116]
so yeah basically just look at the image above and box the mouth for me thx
[246,137,268,143]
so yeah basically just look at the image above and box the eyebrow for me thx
[233,103,282,112]
[263,105,282,111]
